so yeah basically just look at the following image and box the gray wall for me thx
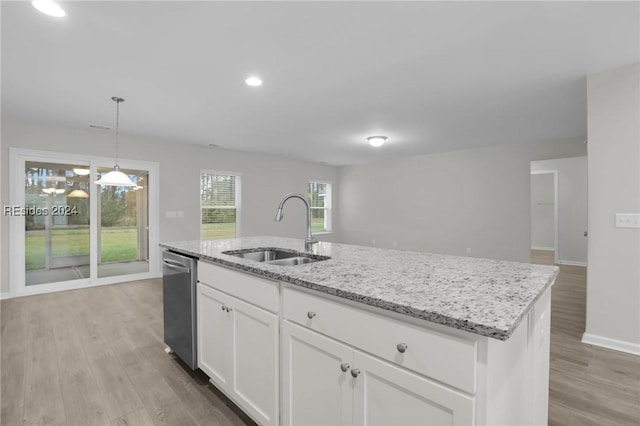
[585,63,640,350]
[531,157,588,264]
[530,173,555,250]
[1,120,339,294]
[338,138,587,262]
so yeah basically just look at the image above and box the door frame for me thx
[530,170,559,265]
[8,147,160,298]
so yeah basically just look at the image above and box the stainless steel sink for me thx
[222,248,330,266]
[267,256,320,266]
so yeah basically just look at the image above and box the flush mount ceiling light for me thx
[73,168,91,176]
[367,136,387,147]
[95,97,137,187]
[32,0,66,17]
[245,76,263,87]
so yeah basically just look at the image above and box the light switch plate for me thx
[615,213,640,228]
[165,210,177,219]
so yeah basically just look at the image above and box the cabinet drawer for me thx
[283,287,477,394]
[198,261,279,313]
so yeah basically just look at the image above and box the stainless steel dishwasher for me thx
[162,250,197,369]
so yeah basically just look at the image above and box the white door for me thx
[352,351,475,426]
[197,283,232,387]
[231,296,279,426]
[281,321,353,426]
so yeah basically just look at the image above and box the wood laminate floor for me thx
[1,253,639,425]
[531,249,640,426]
[1,280,255,426]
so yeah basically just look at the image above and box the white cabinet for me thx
[196,260,552,426]
[197,263,279,426]
[352,350,474,426]
[281,321,353,426]
[282,321,474,426]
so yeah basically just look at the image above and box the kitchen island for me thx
[160,236,558,426]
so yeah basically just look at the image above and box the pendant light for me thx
[68,189,89,198]
[95,97,136,187]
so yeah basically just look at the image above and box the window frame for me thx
[308,179,332,234]
[200,169,242,240]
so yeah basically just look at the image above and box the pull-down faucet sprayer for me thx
[274,193,318,251]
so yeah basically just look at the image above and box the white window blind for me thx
[308,181,331,233]
[200,171,240,239]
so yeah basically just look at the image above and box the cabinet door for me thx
[282,321,353,426]
[196,283,232,387]
[230,296,279,426]
[352,351,475,426]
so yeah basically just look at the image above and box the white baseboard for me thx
[0,292,12,300]
[558,260,587,267]
[582,332,640,356]
[531,246,555,251]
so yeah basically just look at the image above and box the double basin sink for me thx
[222,248,330,267]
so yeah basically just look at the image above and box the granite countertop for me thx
[160,236,558,340]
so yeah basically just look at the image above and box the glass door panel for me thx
[25,161,91,285]
[97,167,149,278]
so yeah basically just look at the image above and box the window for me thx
[308,181,332,233]
[201,171,240,239]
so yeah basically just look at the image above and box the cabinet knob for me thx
[350,368,360,378]
[226,306,233,312]
[340,362,350,372]
[221,305,226,311]
[396,343,408,353]
[307,311,316,319]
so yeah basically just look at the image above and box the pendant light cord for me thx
[112,96,125,168]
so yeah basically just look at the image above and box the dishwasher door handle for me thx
[162,259,191,274]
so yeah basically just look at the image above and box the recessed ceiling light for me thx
[367,136,387,147]
[32,0,66,17]
[245,76,263,87]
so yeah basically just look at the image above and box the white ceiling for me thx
[2,1,638,165]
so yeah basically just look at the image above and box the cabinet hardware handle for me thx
[396,343,408,353]
[307,311,316,319]
[340,363,350,372]
[226,306,233,312]
[350,368,360,378]
[221,305,226,311]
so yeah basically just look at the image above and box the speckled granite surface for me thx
[160,236,558,340]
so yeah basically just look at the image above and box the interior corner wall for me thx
[337,138,587,262]
[585,63,640,352]
[531,156,588,264]
[0,120,339,295]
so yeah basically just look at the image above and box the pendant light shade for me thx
[67,189,90,198]
[96,165,136,187]
[96,97,136,187]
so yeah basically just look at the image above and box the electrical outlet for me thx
[466,247,472,254]
[615,213,640,228]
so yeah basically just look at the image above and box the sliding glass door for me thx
[11,149,158,295]
[97,167,149,278]
[25,161,91,285]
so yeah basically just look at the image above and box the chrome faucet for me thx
[274,193,318,251]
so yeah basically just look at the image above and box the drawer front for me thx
[198,261,279,313]
[283,287,477,394]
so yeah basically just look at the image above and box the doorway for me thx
[530,157,588,267]
[530,170,558,264]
